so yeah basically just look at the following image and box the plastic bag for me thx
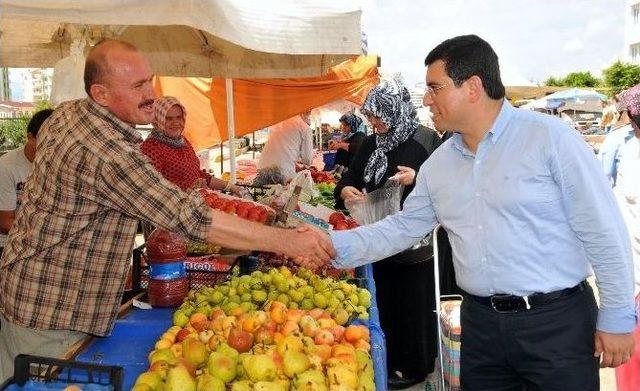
[50,38,88,106]
[345,180,404,225]
[283,170,318,203]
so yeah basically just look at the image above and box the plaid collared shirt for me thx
[0,99,212,336]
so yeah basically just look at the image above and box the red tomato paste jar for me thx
[146,229,189,307]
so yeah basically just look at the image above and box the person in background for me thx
[141,96,243,195]
[601,97,620,134]
[334,78,442,389]
[257,111,314,183]
[613,84,640,391]
[321,34,635,390]
[0,109,53,257]
[329,112,366,168]
[0,40,333,382]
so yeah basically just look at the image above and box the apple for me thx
[228,328,255,353]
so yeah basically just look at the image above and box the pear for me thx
[134,371,163,391]
[327,365,358,389]
[357,371,375,391]
[276,335,303,356]
[182,338,208,367]
[254,381,285,391]
[218,342,240,360]
[165,364,196,391]
[243,354,278,382]
[231,380,254,391]
[196,373,226,391]
[282,350,310,378]
[207,351,237,383]
[294,370,326,389]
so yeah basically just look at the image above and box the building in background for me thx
[6,68,53,102]
[625,1,640,62]
[0,101,36,118]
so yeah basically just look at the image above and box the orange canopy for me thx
[153,55,379,151]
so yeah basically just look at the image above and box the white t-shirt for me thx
[0,147,32,247]
[258,115,314,181]
[613,135,640,296]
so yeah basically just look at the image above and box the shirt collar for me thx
[486,99,514,144]
[86,98,143,144]
[449,99,514,155]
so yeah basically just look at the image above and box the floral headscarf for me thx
[361,77,419,185]
[622,84,640,117]
[150,96,187,148]
[339,113,364,141]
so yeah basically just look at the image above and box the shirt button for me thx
[490,289,495,294]
[481,257,487,262]
[475,160,481,165]
[475,192,480,197]
[477,225,483,230]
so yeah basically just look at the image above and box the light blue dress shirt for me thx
[599,124,635,186]
[331,101,636,333]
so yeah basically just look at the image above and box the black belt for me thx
[467,280,588,313]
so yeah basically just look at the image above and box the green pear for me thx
[165,364,196,391]
[294,370,326,389]
[327,365,358,389]
[282,350,310,378]
[207,351,237,383]
[243,354,277,382]
[231,380,254,391]
[218,343,240,360]
[134,371,163,391]
[254,381,285,391]
[197,373,226,391]
[357,371,375,391]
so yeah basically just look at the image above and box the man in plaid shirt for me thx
[0,40,334,381]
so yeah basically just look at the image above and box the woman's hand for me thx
[394,165,416,186]
[340,186,364,200]
[328,140,338,151]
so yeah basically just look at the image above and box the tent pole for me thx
[252,131,256,159]
[220,143,223,174]
[226,78,237,184]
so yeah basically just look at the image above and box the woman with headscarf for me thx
[141,96,243,194]
[329,112,366,168]
[333,78,443,389]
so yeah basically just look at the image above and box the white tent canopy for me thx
[0,0,363,78]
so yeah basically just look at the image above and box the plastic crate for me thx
[1,354,123,391]
[322,151,337,171]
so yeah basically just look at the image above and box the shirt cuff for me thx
[329,230,366,269]
[597,306,638,333]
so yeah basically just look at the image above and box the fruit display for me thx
[133,268,376,391]
[256,254,354,280]
[174,267,370,322]
[200,189,276,224]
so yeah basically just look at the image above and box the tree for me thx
[543,72,600,87]
[544,76,564,87]
[602,61,640,95]
[0,113,30,149]
[562,71,600,87]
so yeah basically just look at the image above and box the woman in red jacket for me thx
[141,96,242,194]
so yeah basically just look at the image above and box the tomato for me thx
[334,221,348,231]
[223,203,237,214]
[328,212,345,226]
[247,207,261,221]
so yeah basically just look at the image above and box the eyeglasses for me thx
[425,83,451,96]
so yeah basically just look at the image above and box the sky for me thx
[360,0,627,87]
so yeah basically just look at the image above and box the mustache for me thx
[138,99,155,109]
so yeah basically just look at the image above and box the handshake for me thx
[279,224,337,270]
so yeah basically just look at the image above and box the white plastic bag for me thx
[50,38,87,106]
[345,180,404,225]
[283,170,318,203]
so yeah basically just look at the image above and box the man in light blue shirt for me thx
[326,35,635,390]
[599,123,635,186]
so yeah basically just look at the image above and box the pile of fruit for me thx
[186,242,222,256]
[174,267,370,321]
[199,190,275,224]
[328,212,358,231]
[133,268,376,391]
[255,254,354,280]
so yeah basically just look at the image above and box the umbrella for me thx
[542,88,606,102]
[0,0,363,78]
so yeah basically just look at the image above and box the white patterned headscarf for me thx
[361,77,419,185]
[150,96,187,148]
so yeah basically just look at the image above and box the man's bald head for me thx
[84,39,139,98]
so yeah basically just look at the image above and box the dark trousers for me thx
[460,285,600,391]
